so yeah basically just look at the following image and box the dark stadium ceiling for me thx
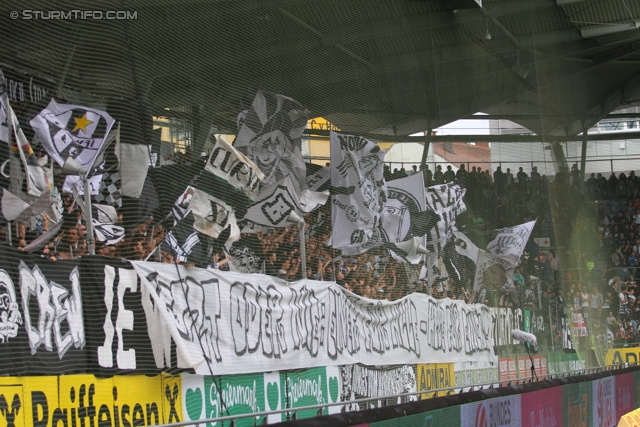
[1,0,640,139]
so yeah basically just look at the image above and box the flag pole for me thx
[288,211,306,279]
[299,221,306,279]
[6,93,13,246]
[83,173,95,255]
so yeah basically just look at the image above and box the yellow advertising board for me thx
[605,347,640,365]
[0,374,180,427]
[416,363,455,399]
[619,407,640,427]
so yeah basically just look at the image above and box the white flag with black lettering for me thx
[205,135,264,200]
[331,131,387,254]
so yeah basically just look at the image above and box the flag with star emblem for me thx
[30,98,115,171]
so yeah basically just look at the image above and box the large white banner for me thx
[131,261,496,375]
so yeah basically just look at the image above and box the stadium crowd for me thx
[5,154,640,347]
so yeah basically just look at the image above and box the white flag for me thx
[93,204,118,224]
[1,188,30,221]
[331,131,387,254]
[30,98,115,170]
[62,174,103,195]
[116,142,150,198]
[190,189,240,241]
[6,106,49,198]
[205,135,264,200]
[92,219,125,245]
[424,183,467,265]
[242,175,329,232]
[233,91,308,191]
[487,219,536,258]
[451,226,480,262]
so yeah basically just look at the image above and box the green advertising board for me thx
[524,310,531,333]
[368,405,460,427]
[547,351,582,374]
[183,372,266,427]
[283,367,339,419]
[562,381,592,427]
[183,367,341,426]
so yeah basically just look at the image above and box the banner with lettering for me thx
[341,364,418,411]
[80,256,166,375]
[131,261,496,375]
[416,363,454,399]
[0,245,86,375]
[0,374,181,426]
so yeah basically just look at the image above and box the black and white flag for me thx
[0,70,9,144]
[424,183,466,266]
[171,185,195,225]
[451,226,480,262]
[30,98,115,170]
[383,172,431,239]
[92,219,125,245]
[189,139,263,242]
[233,91,308,191]
[225,236,264,274]
[330,131,387,255]
[472,250,520,302]
[164,210,211,264]
[94,170,122,208]
[241,175,328,232]
[487,219,536,258]
[306,163,331,192]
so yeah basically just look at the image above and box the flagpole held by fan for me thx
[288,211,306,279]
[511,328,538,381]
[62,157,95,255]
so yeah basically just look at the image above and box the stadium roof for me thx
[2,0,640,139]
